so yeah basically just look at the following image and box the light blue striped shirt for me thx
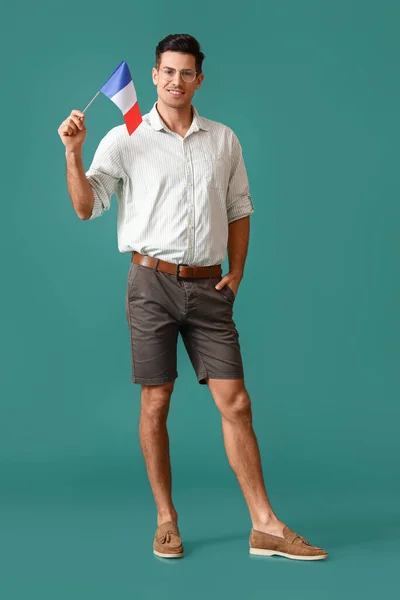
[85,102,254,266]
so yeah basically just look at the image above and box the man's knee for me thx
[140,381,175,422]
[226,391,252,422]
[212,386,252,422]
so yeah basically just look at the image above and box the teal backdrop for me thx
[1,0,399,598]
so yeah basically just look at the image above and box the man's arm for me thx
[215,131,254,296]
[58,110,94,220]
[228,215,250,278]
[66,150,94,220]
[215,216,250,295]
[58,109,121,221]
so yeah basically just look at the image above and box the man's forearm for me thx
[227,216,250,277]
[66,150,94,220]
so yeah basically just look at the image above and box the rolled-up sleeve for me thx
[226,134,254,224]
[85,131,122,220]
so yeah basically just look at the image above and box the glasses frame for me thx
[157,66,198,83]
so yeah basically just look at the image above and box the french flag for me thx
[100,60,142,135]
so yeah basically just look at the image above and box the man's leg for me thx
[139,381,178,526]
[207,377,286,537]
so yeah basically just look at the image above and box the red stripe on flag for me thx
[124,102,142,135]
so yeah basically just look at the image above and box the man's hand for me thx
[58,110,86,153]
[215,271,243,298]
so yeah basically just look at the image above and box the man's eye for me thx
[165,69,175,75]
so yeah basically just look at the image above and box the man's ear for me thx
[152,67,158,86]
[195,73,204,89]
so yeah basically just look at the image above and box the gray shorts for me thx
[125,262,244,385]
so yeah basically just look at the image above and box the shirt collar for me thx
[146,102,209,133]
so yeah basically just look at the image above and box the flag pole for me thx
[82,90,100,114]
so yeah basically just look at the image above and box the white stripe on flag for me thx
[110,80,137,115]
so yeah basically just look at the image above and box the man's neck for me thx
[156,100,193,137]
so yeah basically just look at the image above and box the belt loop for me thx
[153,258,160,272]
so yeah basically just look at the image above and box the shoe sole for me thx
[250,548,328,561]
[153,550,184,559]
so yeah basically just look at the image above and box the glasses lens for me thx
[161,68,175,80]
[159,68,196,82]
[182,69,196,82]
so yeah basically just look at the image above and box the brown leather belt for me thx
[132,252,222,279]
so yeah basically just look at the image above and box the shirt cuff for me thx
[88,191,105,220]
[227,195,254,224]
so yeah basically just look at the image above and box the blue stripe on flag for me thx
[100,61,132,98]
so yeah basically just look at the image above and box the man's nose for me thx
[172,70,182,85]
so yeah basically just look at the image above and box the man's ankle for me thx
[252,513,286,537]
[157,511,178,526]
[252,512,280,530]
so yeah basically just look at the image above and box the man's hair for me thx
[155,34,205,74]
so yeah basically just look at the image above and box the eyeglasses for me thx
[158,67,198,83]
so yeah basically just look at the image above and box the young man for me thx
[58,33,328,561]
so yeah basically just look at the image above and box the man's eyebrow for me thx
[161,66,194,70]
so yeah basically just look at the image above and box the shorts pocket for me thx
[127,263,140,297]
[221,284,235,303]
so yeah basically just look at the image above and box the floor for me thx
[2,462,398,599]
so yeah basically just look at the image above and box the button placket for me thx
[185,138,195,261]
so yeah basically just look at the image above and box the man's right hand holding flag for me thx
[58,110,86,152]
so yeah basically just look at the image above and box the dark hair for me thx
[155,33,205,74]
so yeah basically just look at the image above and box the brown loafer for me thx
[153,521,184,559]
[250,526,328,561]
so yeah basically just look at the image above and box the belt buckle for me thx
[176,263,193,279]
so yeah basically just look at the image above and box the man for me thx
[58,33,328,561]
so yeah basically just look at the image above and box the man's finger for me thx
[215,277,229,290]
[71,109,84,119]
[60,125,72,136]
[70,115,84,130]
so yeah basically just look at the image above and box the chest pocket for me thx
[193,153,230,191]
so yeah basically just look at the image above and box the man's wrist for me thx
[65,149,83,162]
[229,269,243,279]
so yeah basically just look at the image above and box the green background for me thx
[1,0,399,597]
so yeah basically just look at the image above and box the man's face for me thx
[152,51,204,109]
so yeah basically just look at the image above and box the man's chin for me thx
[161,94,190,109]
